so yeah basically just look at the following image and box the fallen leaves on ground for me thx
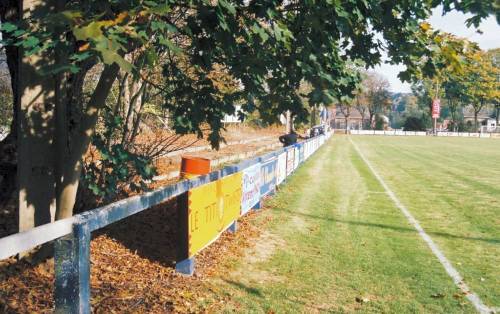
[0,125,281,313]
[355,296,370,304]
[0,198,268,313]
[430,293,446,299]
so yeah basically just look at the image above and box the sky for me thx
[373,7,500,93]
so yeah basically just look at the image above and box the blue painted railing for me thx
[0,132,332,313]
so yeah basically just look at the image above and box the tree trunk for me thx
[3,0,122,235]
[496,105,499,126]
[474,110,478,132]
[17,0,58,232]
[339,105,350,134]
[122,78,144,146]
[285,110,292,133]
[358,108,366,129]
[368,111,374,130]
[310,105,316,128]
[55,64,119,220]
[0,0,20,209]
[448,99,456,124]
[121,74,131,140]
[0,3,20,138]
[129,84,148,145]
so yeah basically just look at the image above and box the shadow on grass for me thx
[221,278,339,312]
[223,279,264,297]
[275,208,500,245]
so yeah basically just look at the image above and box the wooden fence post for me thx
[54,221,91,314]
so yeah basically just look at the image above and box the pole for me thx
[285,110,292,134]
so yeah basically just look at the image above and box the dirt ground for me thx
[153,138,281,185]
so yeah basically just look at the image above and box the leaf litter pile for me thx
[0,197,267,313]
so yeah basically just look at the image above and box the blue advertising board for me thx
[260,158,277,196]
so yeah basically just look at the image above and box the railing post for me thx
[228,221,238,233]
[175,189,194,276]
[176,257,195,276]
[252,201,261,210]
[54,220,91,314]
[255,156,262,211]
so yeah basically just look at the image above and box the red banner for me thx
[432,99,440,119]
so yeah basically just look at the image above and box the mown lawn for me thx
[207,135,499,313]
[351,135,499,307]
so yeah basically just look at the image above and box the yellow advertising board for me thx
[187,172,242,257]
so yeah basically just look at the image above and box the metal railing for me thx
[0,132,331,313]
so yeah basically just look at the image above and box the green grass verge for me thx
[207,135,500,313]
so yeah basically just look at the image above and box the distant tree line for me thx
[407,30,499,132]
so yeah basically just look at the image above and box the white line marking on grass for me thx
[349,137,495,314]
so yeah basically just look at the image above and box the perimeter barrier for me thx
[0,131,332,313]
[349,130,426,136]
[349,130,496,138]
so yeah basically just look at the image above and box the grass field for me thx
[208,135,500,313]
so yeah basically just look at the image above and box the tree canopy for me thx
[2,1,495,143]
[0,0,497,227]
[409,30,499,130]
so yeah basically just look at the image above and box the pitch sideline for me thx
[349,137,496,314]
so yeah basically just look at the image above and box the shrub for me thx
[403,116,426,131]
[82,108,157,203]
